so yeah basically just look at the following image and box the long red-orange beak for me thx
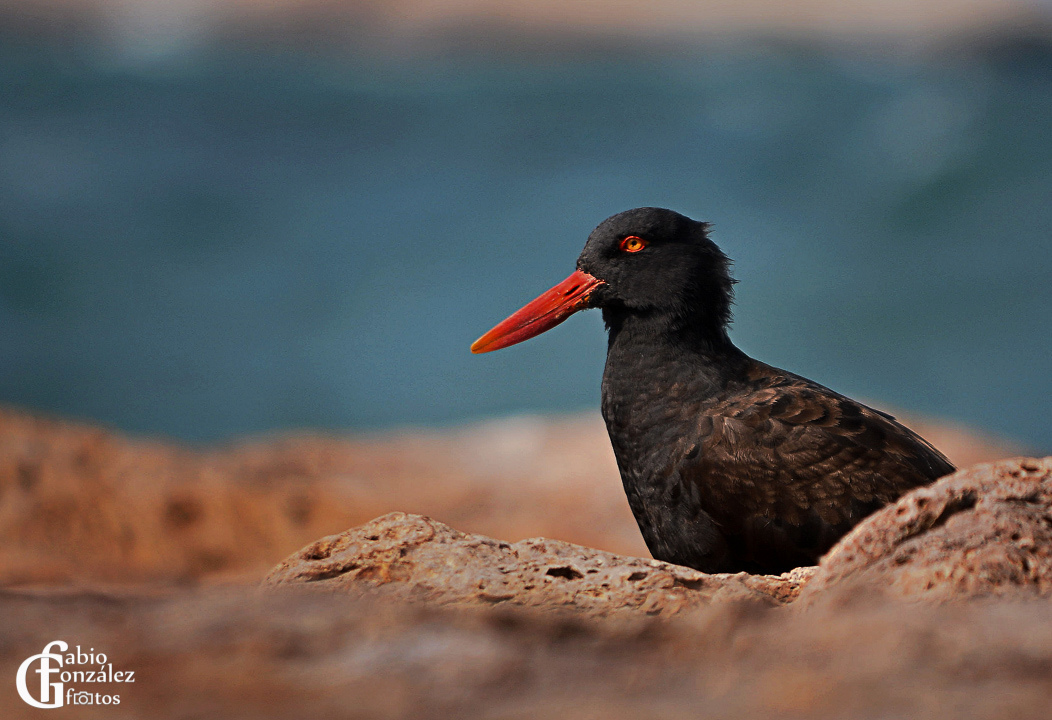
[471,270,604,353]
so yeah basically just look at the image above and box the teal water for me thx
[1,36,1050,448]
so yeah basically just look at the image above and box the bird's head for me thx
[471,207,735,354]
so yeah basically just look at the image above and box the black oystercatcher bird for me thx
[472,207,955,574]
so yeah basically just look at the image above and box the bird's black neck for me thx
[602,307,742,366]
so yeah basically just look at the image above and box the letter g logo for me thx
[16,641,68,708]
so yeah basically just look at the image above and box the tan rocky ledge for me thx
[266,456,1052,615]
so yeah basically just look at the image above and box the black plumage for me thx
[474,207,955,574]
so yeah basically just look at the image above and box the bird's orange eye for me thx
[619,236,647,253]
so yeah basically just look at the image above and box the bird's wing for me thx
[678,363,955,568]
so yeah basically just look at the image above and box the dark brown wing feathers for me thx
[679,361,955,572]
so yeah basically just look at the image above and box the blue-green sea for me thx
[1,33,1050,448]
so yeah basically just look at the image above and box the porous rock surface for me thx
[800,456,1052,602]
[264,512,814,614]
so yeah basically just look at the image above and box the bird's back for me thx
[604,356,956,575]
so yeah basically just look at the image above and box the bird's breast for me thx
[600,349,719,487]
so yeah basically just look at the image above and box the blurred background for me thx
[0,0,1050,449]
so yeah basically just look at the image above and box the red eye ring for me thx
[619,235,647,253]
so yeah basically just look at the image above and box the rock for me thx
[800,457,1052,603]
[264,512,814,614]
[0,407,366,585]
[0,408,645,586]
[5,584,1052,720]
[0,404,1027,587]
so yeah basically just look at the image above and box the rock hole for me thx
[17,462,38,491]
[305,544,331,560]
[165,497,203,529]
[364,534,380,541]
[627,571,648,582]
[673,576,707,591]
[546,566,584,581]
[74,448,92,468]
[925,493,978,531]
[306,564,356,582]
[285,493,312,526]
